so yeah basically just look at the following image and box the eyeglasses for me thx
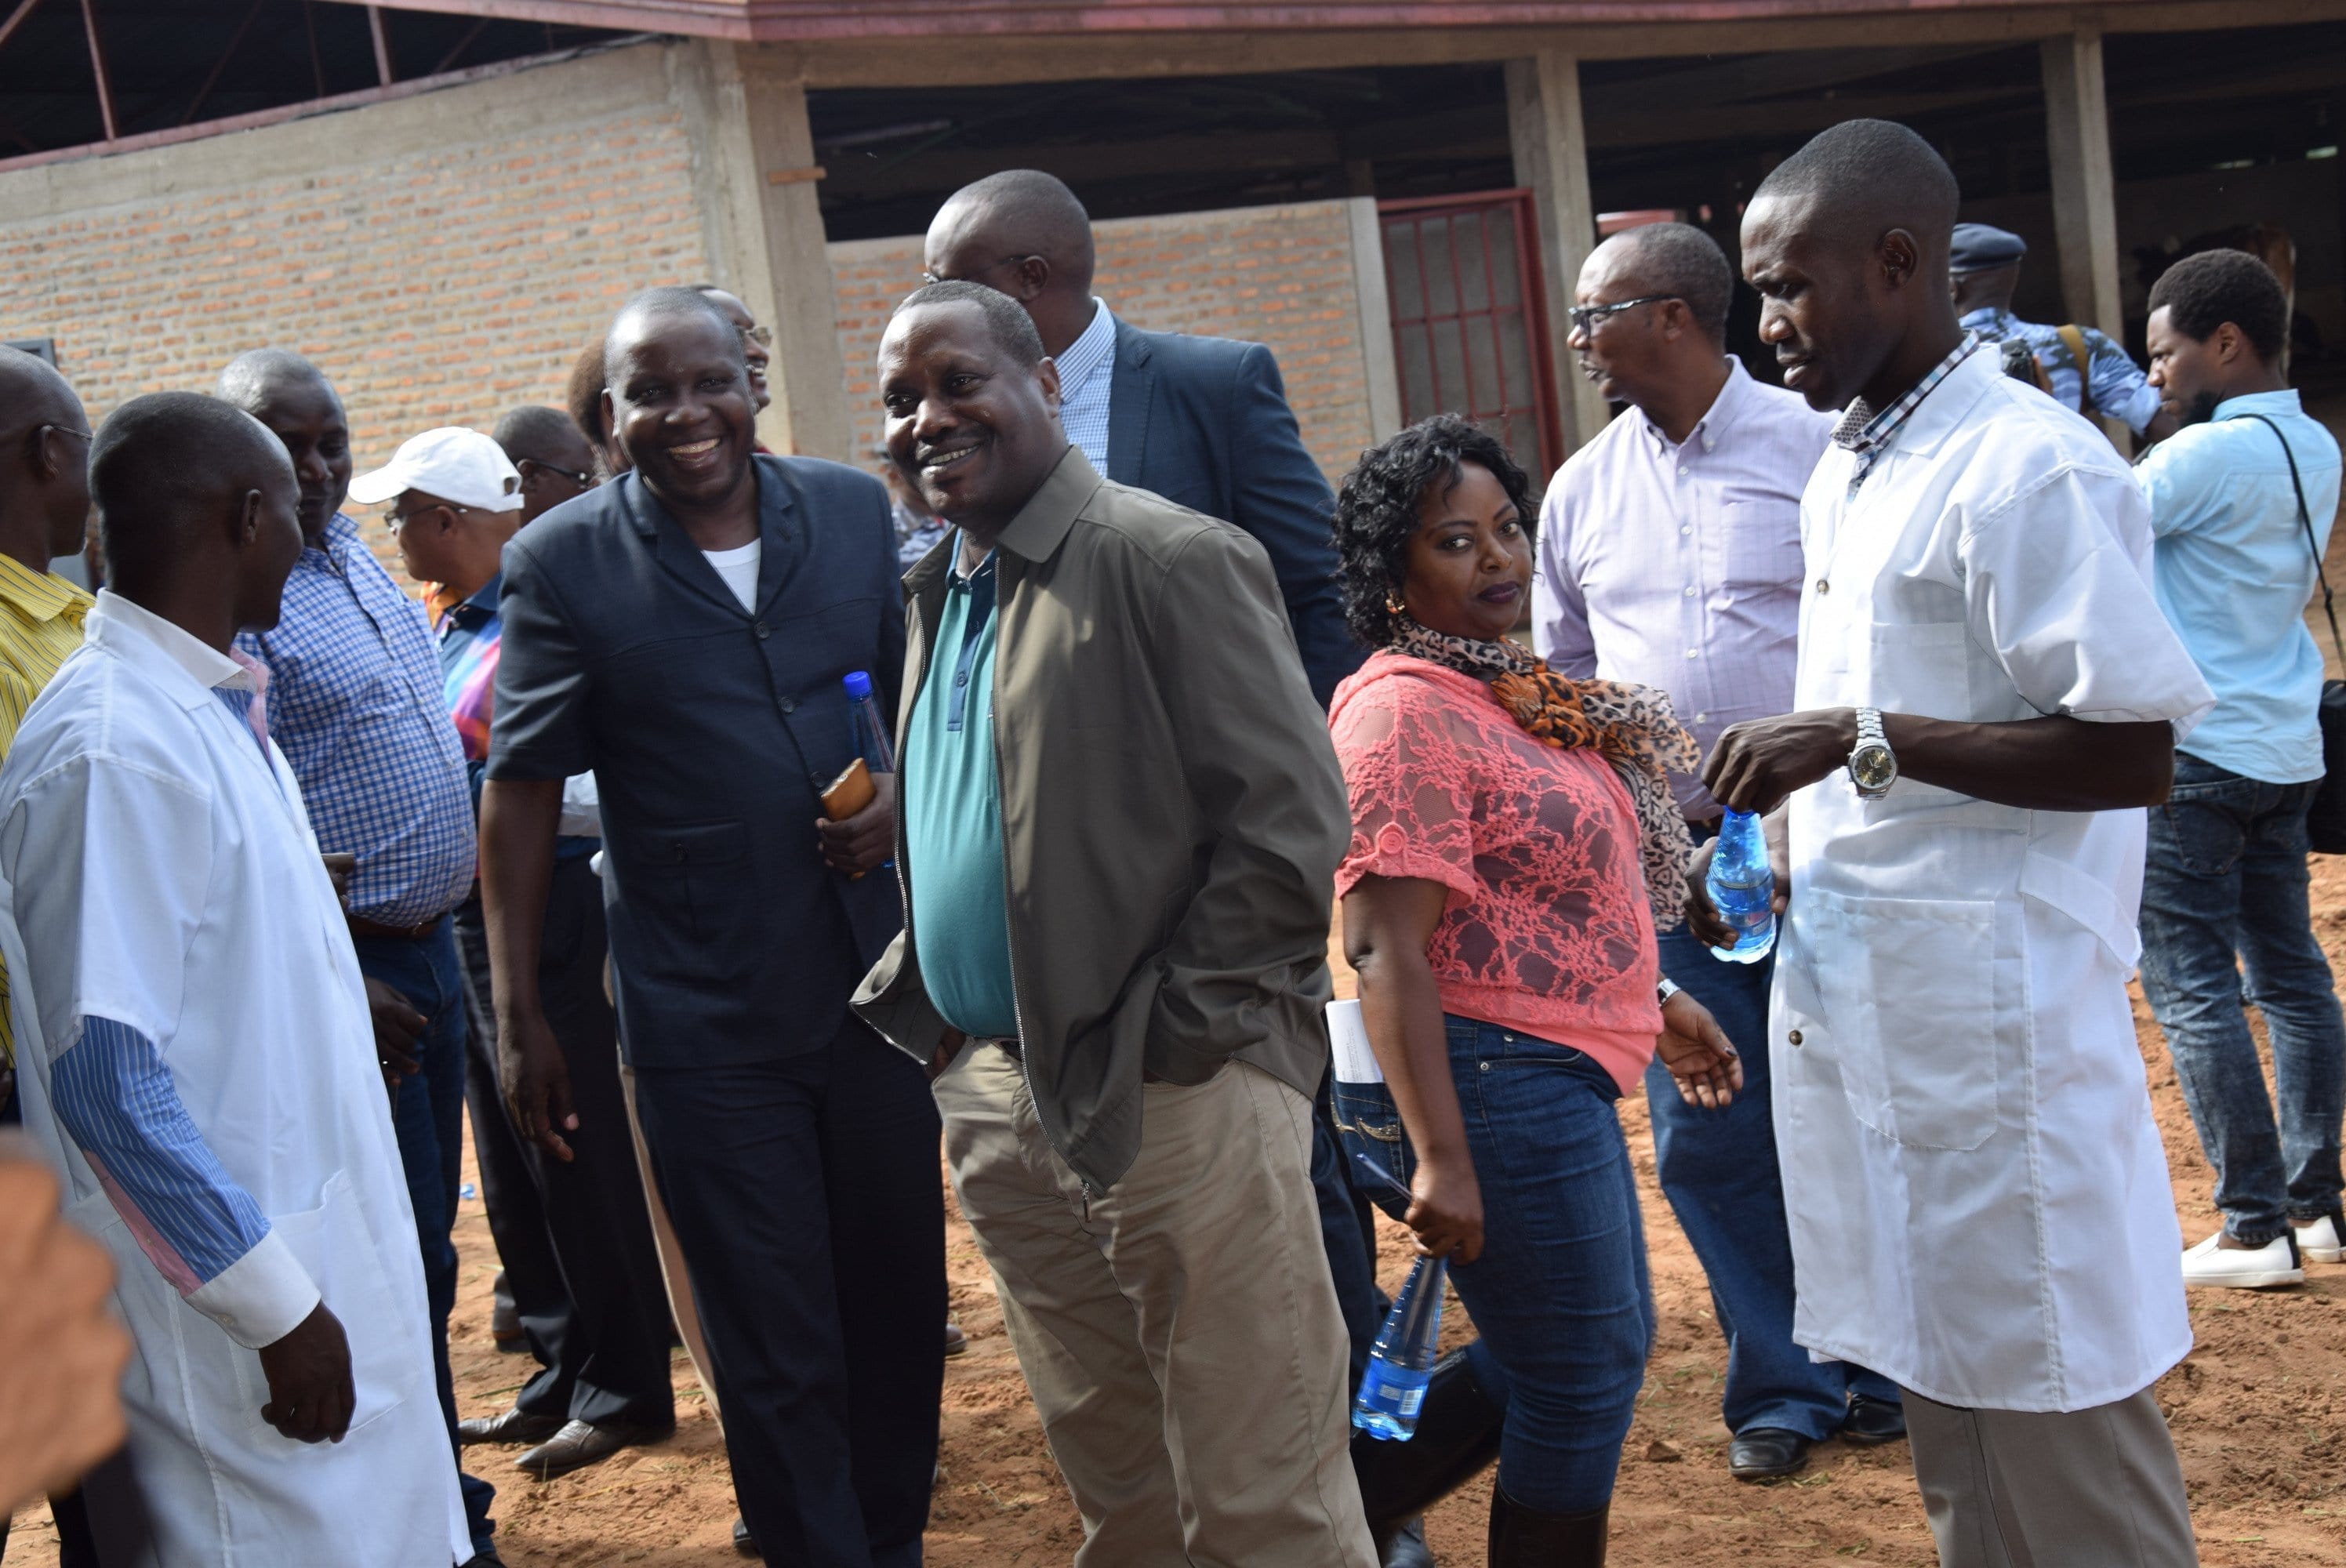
[521,458,595,488]
[920,254,1041,288]
[1566,296,1679,335]
[40,423,93,445]
[382,500,448,535]
[741,323,774,349]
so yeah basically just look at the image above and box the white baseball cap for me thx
[347,427,522,513]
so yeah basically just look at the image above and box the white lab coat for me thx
[0,594,470,1566]
[1772,353,2215,1413]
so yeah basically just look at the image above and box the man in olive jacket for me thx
[855,281,1374,1567]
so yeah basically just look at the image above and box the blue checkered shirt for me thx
[1832,334,1983,497]
[1056,299,1118,471]
[236,514,475,925]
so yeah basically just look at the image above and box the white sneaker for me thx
[2182,1230,2304,1289]
[2294,1214,2345,1265]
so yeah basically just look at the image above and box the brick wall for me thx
[0,48,709,582]
[832,198,1378,488]
[2,42,1381,586]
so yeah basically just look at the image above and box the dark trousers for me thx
[1653,923,1901,1439]
[1310,1074,1385,1387]
[2138,754,2346,1244]
[354,924,497,1552]
[630,1018,945,1567]
[453,862,676,1430]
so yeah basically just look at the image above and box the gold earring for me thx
[1385,593,1405,615]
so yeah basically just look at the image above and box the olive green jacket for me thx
[852,447,1346,1191]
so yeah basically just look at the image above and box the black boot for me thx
[1487,1484,1608,1566]
[1352,1347,1509,1541]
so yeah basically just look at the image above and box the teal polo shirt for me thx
[903,547,1019,1039]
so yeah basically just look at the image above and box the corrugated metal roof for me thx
[324,0,2146,43]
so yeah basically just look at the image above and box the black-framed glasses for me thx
[920,253,1040,288]
[1566,295,1679,335]
[521,458,595,488]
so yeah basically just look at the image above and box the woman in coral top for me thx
[1329,417,1742,1566]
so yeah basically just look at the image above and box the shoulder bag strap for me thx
[2056,325,2093,413]
[2236,410,2346,670]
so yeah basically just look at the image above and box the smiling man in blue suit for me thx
[922,169,1360,707]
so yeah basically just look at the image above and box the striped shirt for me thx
[0,554,92,1068]
[1056,299,1119,472]
[236,514,475,926]
[1832,335,1983,496]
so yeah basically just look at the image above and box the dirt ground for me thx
[13,920,2346,1567]
[13,397,2346,1566]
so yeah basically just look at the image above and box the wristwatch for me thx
[1657,977,1681,1007]
[1847,708,1898,800]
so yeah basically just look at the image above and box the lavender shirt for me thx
[1531,359,1832,818]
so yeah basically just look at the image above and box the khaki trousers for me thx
[1904,1386,2198,1568]
[937,1045,1377,1568]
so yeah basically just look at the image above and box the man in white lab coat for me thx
[0,391,473,1566]
[1697,120,2214,1567]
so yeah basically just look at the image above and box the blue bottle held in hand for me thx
[844,670,895,774]
[1705,807,1776,964]
[1351,1152,1448,1441]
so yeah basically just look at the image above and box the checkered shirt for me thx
[1831,334,1982,496]
[1055,299,1119,471]
[235,514,476,926]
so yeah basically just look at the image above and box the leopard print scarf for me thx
[1389,615,1696,930]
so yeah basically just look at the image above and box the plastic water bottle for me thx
[1705,808,1776,964]
[1348,1152,1449,1441]
[844,670,895,774]
[1354,1252,1448,1440]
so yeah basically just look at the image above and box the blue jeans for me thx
[354,925,497,1552]
[1653,924,1901,1439]
[2138,754,2346,1245]
[1335,1015,1651,1513]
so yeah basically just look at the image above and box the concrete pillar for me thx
[1346,195,1405,442]
[1506,50,1608,459]
[2041,27,2129,443]
[673,41,854,461]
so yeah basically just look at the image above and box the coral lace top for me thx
[1330,651,1661,1093]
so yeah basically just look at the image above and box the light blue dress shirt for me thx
[1055,299,1118,472]
[2139,389,2344,784]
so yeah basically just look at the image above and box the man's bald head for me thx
[1741,119,1964,413]
[216,347,337,414]
[1750,119,1959,270]
[93,392,303,632]
[214,347,350,544]
[925,170,1098,356]
[604,287,744,385]
[496,405,600,525]
[0,347,93,564]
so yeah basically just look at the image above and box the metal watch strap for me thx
[1856,708,1888,750]
[1657,977,1681,1007]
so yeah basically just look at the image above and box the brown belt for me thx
[348,913,445,942]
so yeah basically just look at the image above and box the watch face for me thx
[1851,743,1897,792]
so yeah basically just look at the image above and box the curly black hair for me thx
[1331,415,1533,650]
[2148,249,2290,365]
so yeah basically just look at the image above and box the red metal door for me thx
[1377,188,1563,483]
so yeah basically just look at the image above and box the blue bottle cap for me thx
[844,670,873,702]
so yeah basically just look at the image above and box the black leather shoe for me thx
[1728,1428,1813,1481]
[733,1516,760,1558]
[457,1406,565,1447]
[514,1417,674,1481]
[1840,1393,1908,1446]
[943,1320,968,1358]
[1488,1484,1607,1566]
[1381,1516,1433,1568]
[468,1543,505,1566]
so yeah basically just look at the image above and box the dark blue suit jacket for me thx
[1106,318,1362,706]
[486,456,905,1068]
